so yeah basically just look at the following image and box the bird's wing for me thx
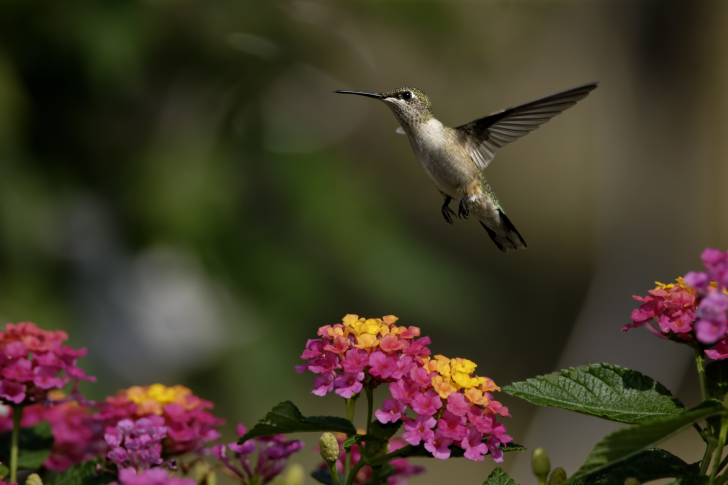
[454,82,598,170]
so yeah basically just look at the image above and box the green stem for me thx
[710,416,728,484]
[703,439,718,475]
[10,405,23,483]
[345,398,357,482]
[344,461,365,485]
[365,386,374,436]
[327,460,340,485]
[370,465,382,485]
[696,347,708,402]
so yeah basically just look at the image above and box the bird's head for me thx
[334,86,433,128]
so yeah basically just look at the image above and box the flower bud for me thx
[26,474,43,485]
[531,447,551,480]
[548,467,567,485]
[319,432,340,463]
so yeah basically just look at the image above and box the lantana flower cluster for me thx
[106,418,167,471]
[298,314,511,462]
[213,424,304,485]
[623,248,728,359]
[0,322,94,405]
[96,384,224,456]
[317,435,424,485]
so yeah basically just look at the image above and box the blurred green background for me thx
[1,0,727,483]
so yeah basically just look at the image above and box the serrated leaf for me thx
[369,420,403,442]
[566,448,699,485]
[240,401,356,442]
[311,469,345,485]
[503,363,685,424]
[0,422,54,470]
[570,401,724,481]
[364,421,403,456]
[342,434,367,449]
[47,459,116,485]
[483,467,518,485]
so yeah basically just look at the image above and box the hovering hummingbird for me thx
[334,82,598,252]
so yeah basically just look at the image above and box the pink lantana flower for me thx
[375,398,407,424]
[625,248,728,358]
[95,384,224,457]
[299,315,511,462]
[402,415,436,446]
[0,322,94,406]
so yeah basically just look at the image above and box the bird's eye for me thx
[402,91,412,101]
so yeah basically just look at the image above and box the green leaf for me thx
[483,467,518,485]
[0,464,8,477]
[566,448,699,485]
[0,422,54,470]
[570,401,724,481]
[47,459,116,485]
[503,363,685,424]
[368,420,402,442]
[342,434,366,449]
[240,401,357,442]
[311,469,345,485]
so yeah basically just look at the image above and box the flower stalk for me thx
[10,405,23,483]
[711,416,728,484]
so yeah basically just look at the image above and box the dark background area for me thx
[0,1,726,483]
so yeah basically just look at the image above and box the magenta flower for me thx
[0,322,94,406]
[375,398,407,424]
[389,380,419,404]
[214,423,303,485]
[113,468,195,485]
[299,315,511,463]
[333,372,364,398]
[446,392,470,417]
[461,428,489,461]
[341,348,369,374]
[424,430,453,460]
[312,374,335,397]
[105,418,167,471]
[410,390,442,416]
[401,415,436,446]
[368,352,398,380]
[437,411,467,441]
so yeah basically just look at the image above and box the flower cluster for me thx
[298,315,511,462]
[0,391,104,471]
[0,322,95,405]
[623,248,728,359]
[318,435,424,485]
[684,248,728,350]
[106,418,167,471]
[112,468,195,485]
[213,424,304,485]
[96,384,224,456]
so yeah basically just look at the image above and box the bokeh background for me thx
[1,0,727,483]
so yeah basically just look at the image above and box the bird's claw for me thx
[441,197,456,224]
[458,197,470,219]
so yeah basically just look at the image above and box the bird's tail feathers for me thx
[480,210,527,253]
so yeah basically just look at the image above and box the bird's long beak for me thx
[333,90,384,99]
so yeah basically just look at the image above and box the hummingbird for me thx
[333,82,598,252]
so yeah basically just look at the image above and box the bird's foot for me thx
[441,197,456,224]
[458,197,470,219]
